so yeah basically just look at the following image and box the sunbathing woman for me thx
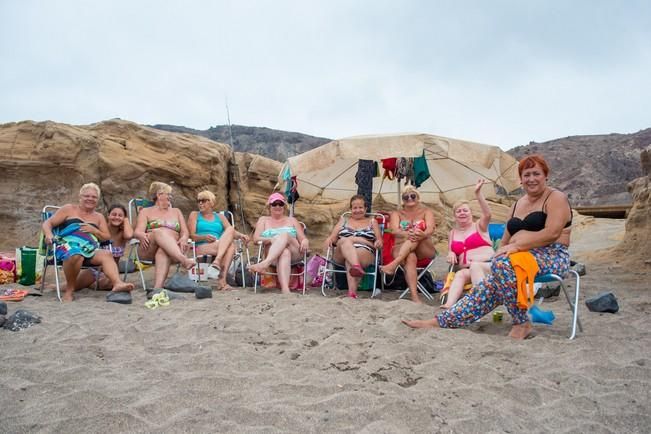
[323,195,383,298]
[41,183,134,301]
[380,185,437,303]
[440,179,495,308]
[188,190,249,290]
[77,203,134,289]
[403,155,573,339]
[248,193,309,294]
[133,181,195,289]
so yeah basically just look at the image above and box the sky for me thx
[1,0,650,150]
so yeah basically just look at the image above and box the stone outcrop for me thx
[0,119,231,248]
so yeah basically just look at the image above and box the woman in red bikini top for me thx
[441,179,495,309]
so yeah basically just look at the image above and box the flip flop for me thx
[144,290,171,309]
[347,291,358,299]
[0,289,29,302]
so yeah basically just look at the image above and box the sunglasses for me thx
[270,201,285,207]
[197,198,209,204]
[402,193,418,201]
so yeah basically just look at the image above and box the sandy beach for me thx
[1,218,650,433]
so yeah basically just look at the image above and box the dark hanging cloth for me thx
[412,152,430,188]
[356,159,374,212]
[287,176,300,204]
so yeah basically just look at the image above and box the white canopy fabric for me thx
[281,133,521,207]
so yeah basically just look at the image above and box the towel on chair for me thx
[509,251,539,310]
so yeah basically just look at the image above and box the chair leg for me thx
[559,270,582,339]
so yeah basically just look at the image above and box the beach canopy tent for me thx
[278,133,521,209]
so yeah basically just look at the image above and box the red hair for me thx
[518,154,550,177]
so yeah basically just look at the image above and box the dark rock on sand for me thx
[586,292,619,313]
[106,291,132,304]
[194,286,213,299]
[0,300,7,315]
[0,314,5,327]
[3,309,41,331]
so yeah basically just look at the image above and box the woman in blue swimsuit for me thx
[248,193,309,294]
[188,190,249,290]
[403,155,573,339]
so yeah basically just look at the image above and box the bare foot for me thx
[62,291,75,302]
[182,258,196,270]
[248,263,268,274]
[509,322,533,340]
[280,288,291,294]
[112,281,135,292]
[380,261,399,276]
[411,295,423,304]
[439,305,450,310]
[402,318,439,329]
[217,280,233,291]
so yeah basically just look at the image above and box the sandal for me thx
[0,289,29,302]
[347,290,358,299]
[144,290,171,309]
[349,264,365,278]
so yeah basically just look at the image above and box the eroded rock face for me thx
[0,119,230,248]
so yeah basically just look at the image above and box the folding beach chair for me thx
[320,212,385,298]
[40,205,103,301]
[251,222,308,294]
[122,198,197,291]
[488,223,582,340]
[190,210,250,287]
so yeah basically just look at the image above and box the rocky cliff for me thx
[508,129,651,206]
[152,124,331,162]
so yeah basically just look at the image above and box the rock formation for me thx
[0,119,231,248]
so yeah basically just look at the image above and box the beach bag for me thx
[16,246,38,286]
[226,255,255,287]
[0,254,17,284]
[260,267,278,289]
[306,255,326,287]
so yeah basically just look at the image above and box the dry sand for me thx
[1,218,650,433]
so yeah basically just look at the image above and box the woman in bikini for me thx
[133,181,195,289]
[403,155,573,339]
[248,192,309,294]
[380,185,437,304]
[41,183,134,301]
[323,195,383,299]
[188,190,249,290]
[440,179,495,308]
[77,203,134,290]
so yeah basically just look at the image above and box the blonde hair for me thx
[79,183,100,197]
[452,200,470,213]
[149,181,172,201]
[197,190,216,207]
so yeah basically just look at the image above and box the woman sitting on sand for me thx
[403,154,573,339]
[187,190,249,290]
[440,179,495,309]
[323,195,383,299]
[380,186,437,304]
[41,183,134,301]
[77,203,134,290]
[133,181,195,289]
[248,192,309,294]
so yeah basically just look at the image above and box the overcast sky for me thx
[1,0,649,150]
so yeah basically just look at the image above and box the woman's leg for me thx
[404,253,422,303]
[334,238,361,268]
[248,232,298,272]
[89,250,134,292]
[153,248,172,288]
[62,255,84,301]
[216,243,236,290]
[441,268,471,308]
[343,247,374,297]
[149,229,194,269]
[469,262,491,285]
[276,248,292,294]
[212,227,234,267]
[381,239,417,275]
[75,269,97,290]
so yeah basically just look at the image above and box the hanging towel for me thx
[509,251,540,310]
[356,159,374,212]
[413,152,430,188]
[381,158,397,180]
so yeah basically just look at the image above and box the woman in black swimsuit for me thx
[324,195,382,298]
[403,155,573,339]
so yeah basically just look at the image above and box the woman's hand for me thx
[409,228,426,242]
[446,251,457,265]
[474,178,487,195]
[374,239,383,250]
[205,234,217,243]
[238,233,250,245]
[78,223,96,235]
[324,236,335,249]
[299,238,309,254]
[495,243,520,257]
[139,233,150,250]
[178,236,189,253]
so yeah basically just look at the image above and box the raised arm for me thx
[475,179,492,232]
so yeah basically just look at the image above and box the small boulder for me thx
[106,291,132,304]
[585,292,619,313]
[118,260,137,274]
[0,300,7,315]
[0,314,5,327]
[573,262,587,276]
[3,309,41,331]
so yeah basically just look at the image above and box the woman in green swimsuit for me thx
[133,182,195,289]
[248,193,309,294]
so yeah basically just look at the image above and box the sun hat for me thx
[267,192,286,205]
